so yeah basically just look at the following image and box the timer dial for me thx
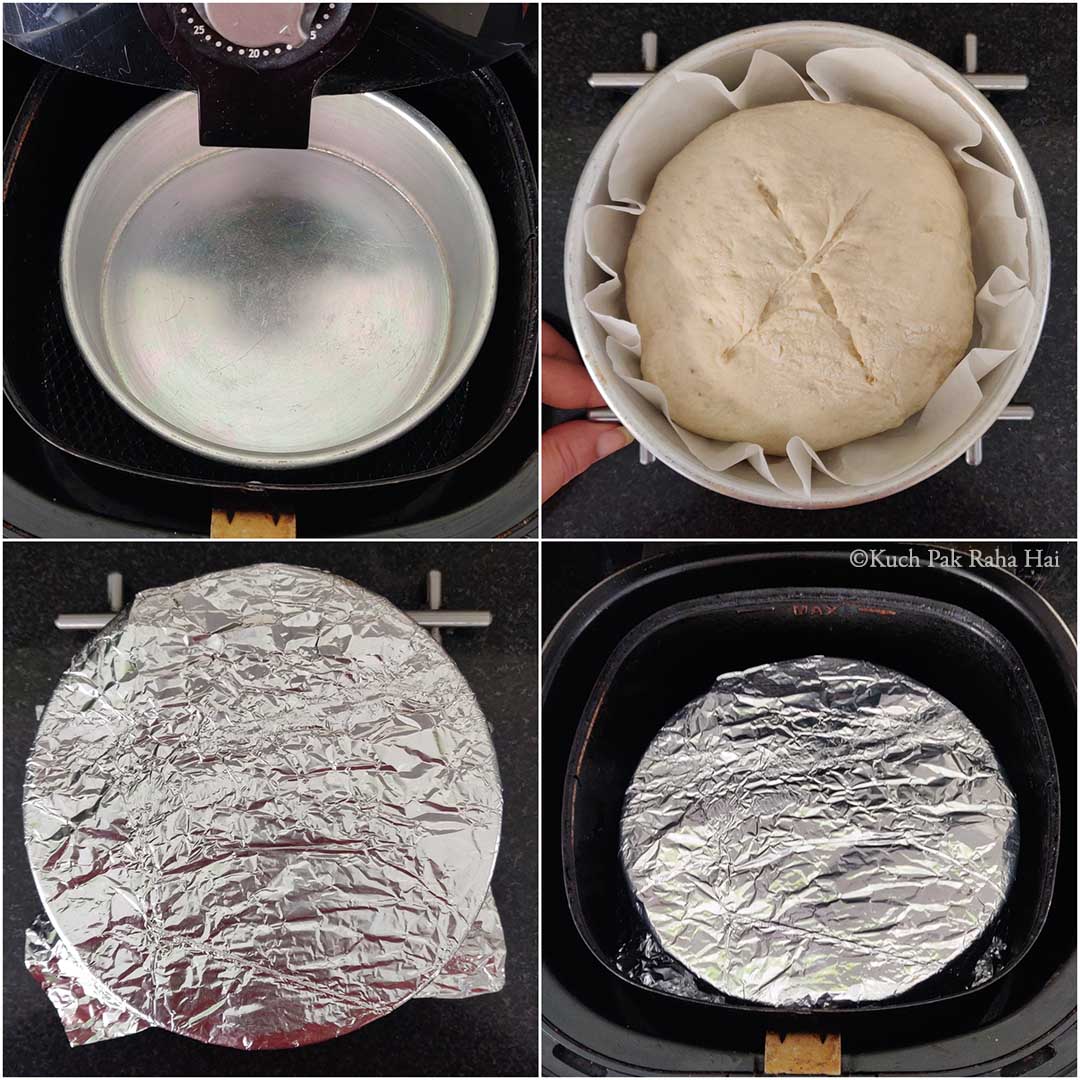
[176,3,341,59]
[201,4,311,48]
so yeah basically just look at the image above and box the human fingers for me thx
[541,420,632,502]
[542,323,606,409]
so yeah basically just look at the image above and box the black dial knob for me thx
[140,3,375,148]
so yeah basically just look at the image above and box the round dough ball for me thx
[625,101,975,454]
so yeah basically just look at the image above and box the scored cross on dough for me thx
[625,101,975,454]
[722,180,872,379]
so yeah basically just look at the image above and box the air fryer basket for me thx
[563,589,1060,1020]
[4,61,536,492]
[543,549,1075,1070]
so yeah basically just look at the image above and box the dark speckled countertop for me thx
[3,543,537,1077]
[541,3,1076,539]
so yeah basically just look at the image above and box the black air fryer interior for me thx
[563,589,1059,1020]
[543,549,1076,1075]
[5,57,535,492]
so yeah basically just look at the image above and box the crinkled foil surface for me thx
[26,914,151,1046]
[620,656,1019,1008]
[24,564,503,1049]
[416,890,506,999]
[26,896,505,1047]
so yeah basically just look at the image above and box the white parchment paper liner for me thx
[583,47,1036,499]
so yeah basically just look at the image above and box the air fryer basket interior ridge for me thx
[563,589,1059,1018]
[4,62,536,492]
[543,549,1075,1067]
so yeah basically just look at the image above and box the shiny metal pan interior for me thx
[61,91,497,469]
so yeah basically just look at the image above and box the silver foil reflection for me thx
[417,890,506,999]
[620,656,1019,1008]
[26,914,151,1046]
[27,892,505,1047]
[25,564,503,1049]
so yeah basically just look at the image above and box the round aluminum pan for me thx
[25,564,503,1048]
[62,92,497,470]
[565,22,1051,509]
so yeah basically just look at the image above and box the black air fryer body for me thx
[542,546,1076,1076]
[3,37,537,537]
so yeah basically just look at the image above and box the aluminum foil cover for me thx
[24,564,503,1049]
[416,890,506,999]
[25,913,150,1047]
[26,894,505,1047]
[620,656,1019,1008]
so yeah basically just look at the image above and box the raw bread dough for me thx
[625,101,976,454]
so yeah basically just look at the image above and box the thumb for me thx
[542,421,633,503]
